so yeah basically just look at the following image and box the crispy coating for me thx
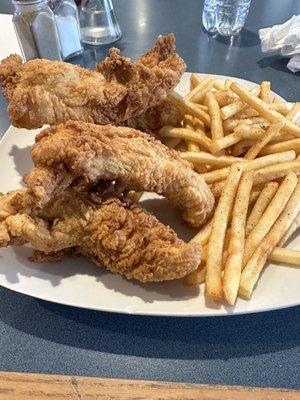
[0,34,185,129]
[25,121,214,227]
[0,189,201,282]
[124,100,182,134]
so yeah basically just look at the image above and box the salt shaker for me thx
[12,0,62,61]
[47,0,83,60]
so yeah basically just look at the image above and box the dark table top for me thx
[0,0,300,390]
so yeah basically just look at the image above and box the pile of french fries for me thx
[160,74,300,305]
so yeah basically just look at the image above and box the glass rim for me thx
[12,0,45,5]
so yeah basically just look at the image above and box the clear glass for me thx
[47,0,83,59]
[202,0,252,36]
[12,0,62,61]
[79,0,122,45]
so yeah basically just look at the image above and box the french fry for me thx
[164,137,182,149]
[202,151,296,184]
[249,188,261,204]
[230,82,300,137]
[245,122,284,159]
[176,141,188,152]
[127,191,143,203]
[221,101,247,120]
[231,132,294,156]
[164,76,300,302]
[209,182,224,198]
[181,151,243,167]
[205,164,243,301]
[214,90,236,107]
[193,117,211,146]
[211,182,266,200]
[245,182,279,237]
[268,248,300,266]
[223,118,240,133]
[206,92,224,142]
[231,140,254,156]
[190,219,213,246]
[220,87,260,120]
[185,265,206,285]
[223,117,269,133]
[234,107,259,119]
[199,244,300,268]
[277,211,300,246]
[268,133,295,142]
[212,131,245,152]
[188,78,214,104]
[212,124,265,152]
[193,117,207,138]
[186,76,212,100]
[259,81,270,102]
[190,73,201,91]
[159,126,212,152]
[239,181,300,298]
[254,159,300,186]
[187,142,200,152]
[225,79,232,90]
[213,79,226,90]
[234,123,266,139]
[223,171,254,305]
[243,173,298,266]
[183,115,200,152]
[270,102,294,115]
[259,138,300,156]
[287,102,300,121]
[182,117,209,172]
[167,92,211,127]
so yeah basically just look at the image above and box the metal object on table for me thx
[47,0,84,60]
[79,0,122,45]
[202,0,252,36]
[12,0,62,61]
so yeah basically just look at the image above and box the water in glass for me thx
[202,0,251,36]
[80,0,122,45]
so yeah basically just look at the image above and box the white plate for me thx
[0,73,299,317]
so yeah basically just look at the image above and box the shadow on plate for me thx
[140,197,198,242]
[9,144,33,181]
[0,245,199,303]
[0,192,200,303]
[0,283,299,361]
[0,246,106,287]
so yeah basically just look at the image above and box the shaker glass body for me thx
[47,0,83,59]
[12,0,62,61]
[79,0,122,45]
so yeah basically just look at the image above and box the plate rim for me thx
[0,72,298,317]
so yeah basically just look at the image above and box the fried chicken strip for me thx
[124,100,182,134]
[24,122,214,227]
[0,189,201,282]
[0,34,185,129]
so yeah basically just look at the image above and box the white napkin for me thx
[0,14,22,60]
[259,15,300,73]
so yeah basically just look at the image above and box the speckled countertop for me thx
[0,0,299,390]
